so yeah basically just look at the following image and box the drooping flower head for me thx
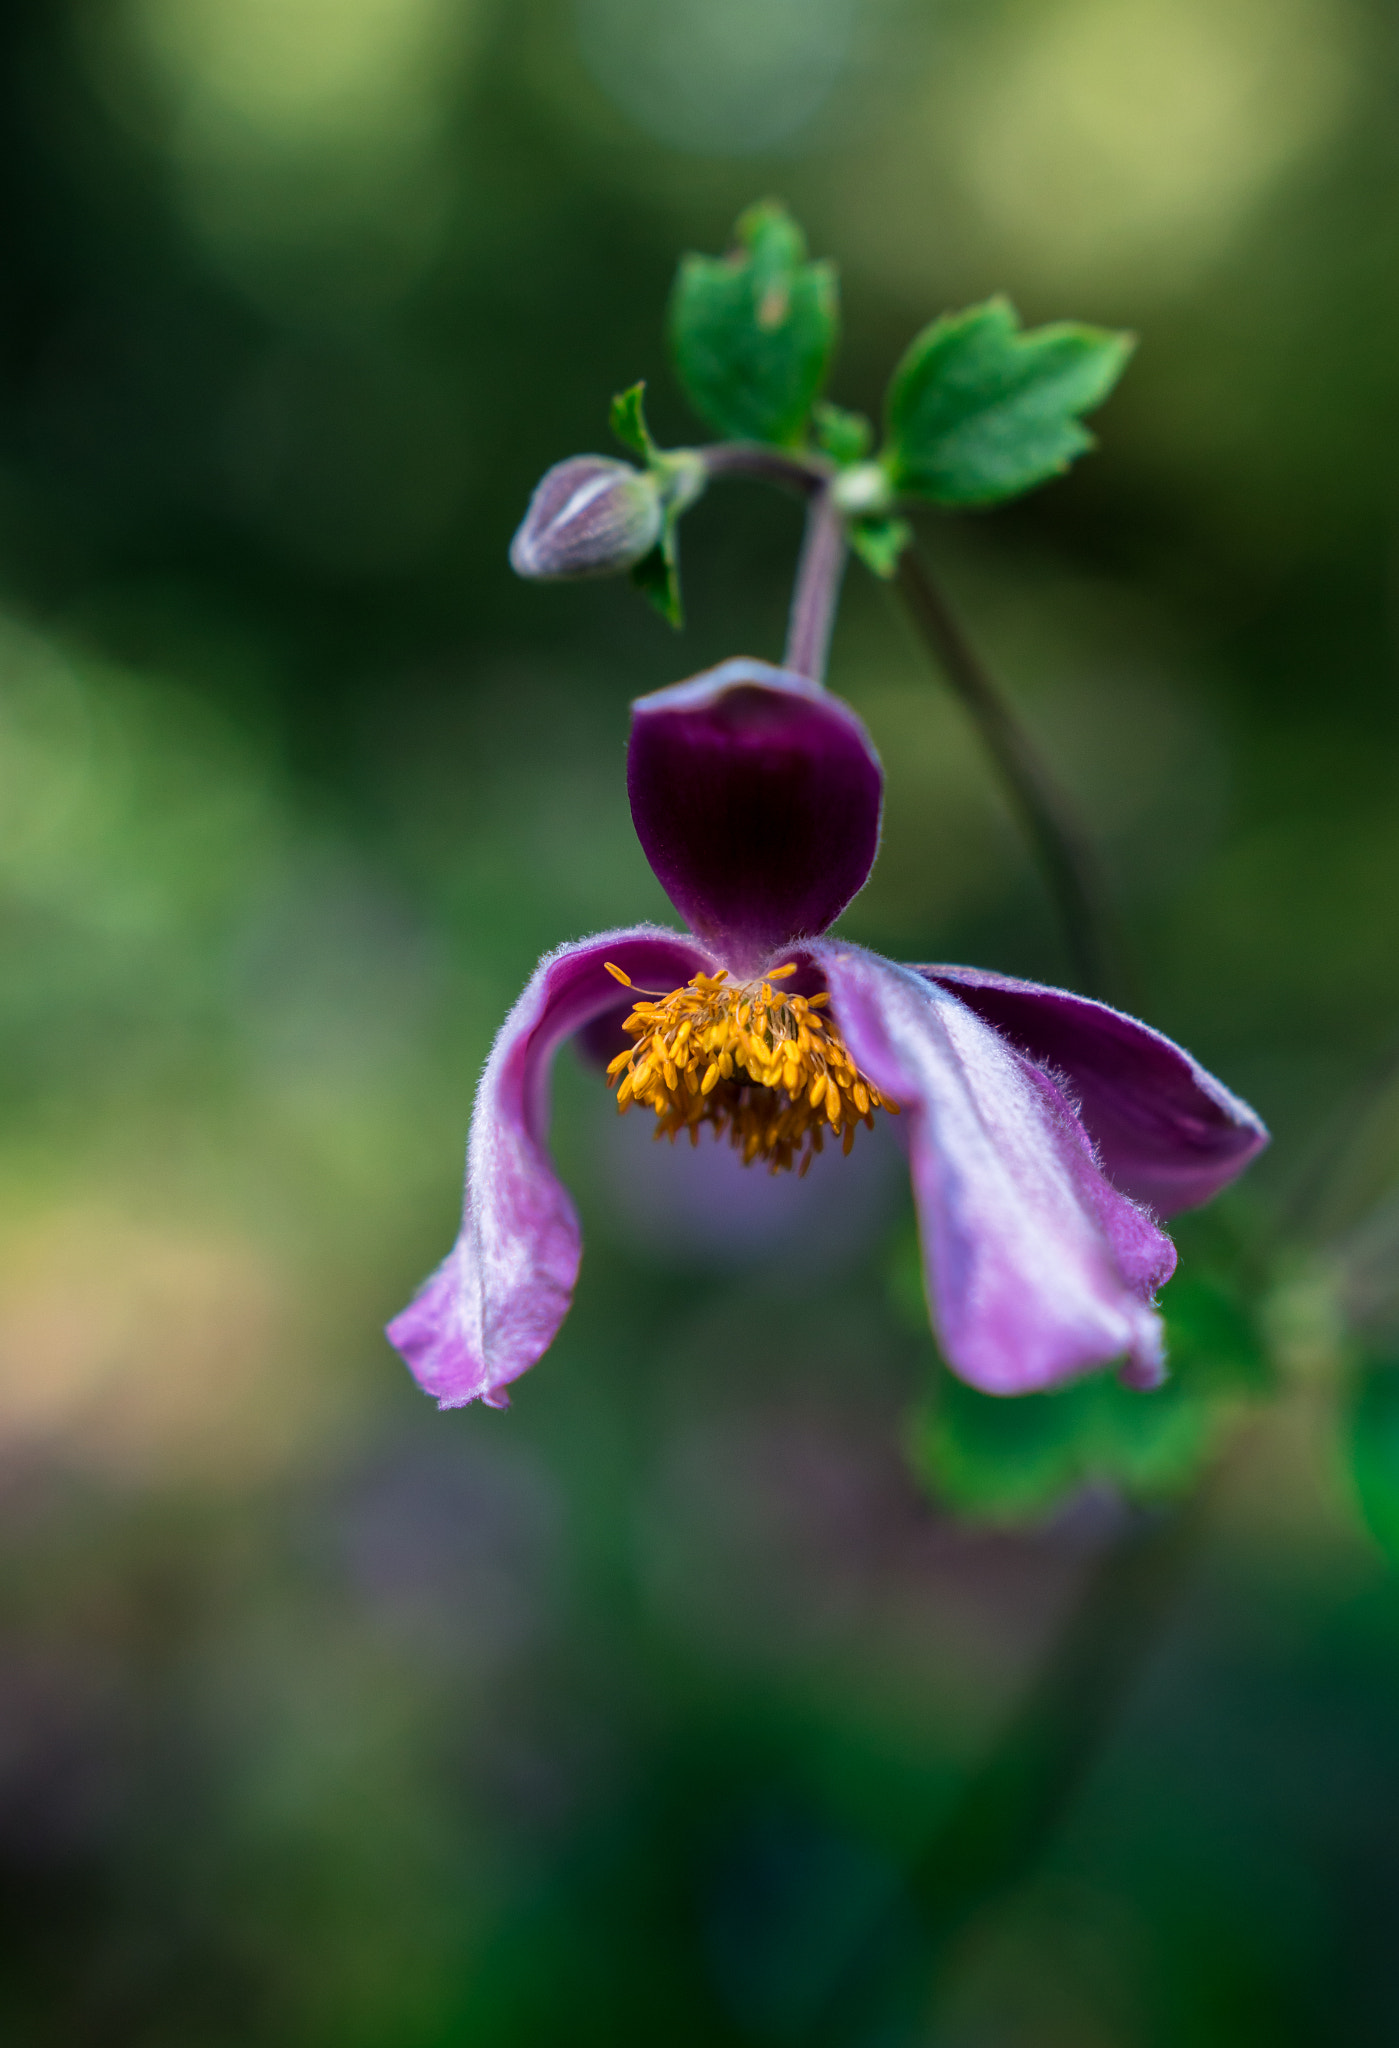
[389,660,1267,1411]
[603,664,894,1175]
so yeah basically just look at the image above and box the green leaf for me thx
[1162,1266,1271,1396]
[848,514,911,581]
[630,532,683,629]
[883,296,1134,507]
[910,1367,1215,1526]
[813,401,873,465]
[895,1223,1270,1523]
[610,381,658,461]
[1349,1356,1399,1565]
[669,200,839,448]
[606,392,699,628]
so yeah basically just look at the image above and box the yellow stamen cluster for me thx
[602,961,898,1176]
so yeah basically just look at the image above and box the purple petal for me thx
[811,945,1176,1394]
[388,926,718,1408]
[917,966,1268,1215]
[628,660,883,975]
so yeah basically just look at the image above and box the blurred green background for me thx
[2,0,1399,2040]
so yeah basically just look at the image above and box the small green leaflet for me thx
[813,401,872,465]
[630,534,683,628]
[848,515,910,581]
[883,296,1134,508]
[669,200,838,448]
[610,380,657,462]
[609,382,688,627]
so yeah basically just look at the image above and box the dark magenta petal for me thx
[917,966,1268,1216]
[628,659,883,974]
[387,926,718,1408]
[810,944,1176,1394]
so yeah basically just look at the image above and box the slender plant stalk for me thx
[895,544,1124,1004]
[698,440,826,496]
[806,1489,1209,2044]
[699,446,1123,1000]
[784,490,849,683]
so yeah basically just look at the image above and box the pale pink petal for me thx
[811,945,1176,1394]
[388,926,717,1408]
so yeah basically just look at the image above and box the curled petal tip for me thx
[1118,1317,1168,1391]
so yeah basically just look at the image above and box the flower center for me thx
[601,961,898,1176]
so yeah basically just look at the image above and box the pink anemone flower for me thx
[389,660,1267,1409]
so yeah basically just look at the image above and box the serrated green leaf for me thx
[813,401,873,465]
[668,200,838,448]
[1349,1357,1399,1565]
[849,514,911,581]
[610,381,657,461]
[630,532,683,628]
[883,296,1134,508]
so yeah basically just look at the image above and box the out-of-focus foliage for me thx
[1349,1357,1399,1565]
[0,0,1398,2041]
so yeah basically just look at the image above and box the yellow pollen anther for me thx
[603,963,897,1175]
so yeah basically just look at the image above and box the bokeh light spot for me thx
[574,0,860,154]
[956,0,1356,291]
[111,0,485,309]
[130,0,475,145]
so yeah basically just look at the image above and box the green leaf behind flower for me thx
[883,297,1134,508]
[1349,1356,1399,1565]
[669,201,838,448]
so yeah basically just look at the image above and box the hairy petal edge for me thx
[813,945,1175,1394]
[919,965,1269,1215]
[387,926,717,1407]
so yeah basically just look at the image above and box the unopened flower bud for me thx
[510,456,663,580]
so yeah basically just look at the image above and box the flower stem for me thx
[784,490,848,684]
[699,442,846,682]
[895,543,1124,1005]
[695,450,1122,992]
[805,1490,1209,2044]
[697,441,827,496]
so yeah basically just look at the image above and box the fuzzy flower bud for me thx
[510,456,664,580]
